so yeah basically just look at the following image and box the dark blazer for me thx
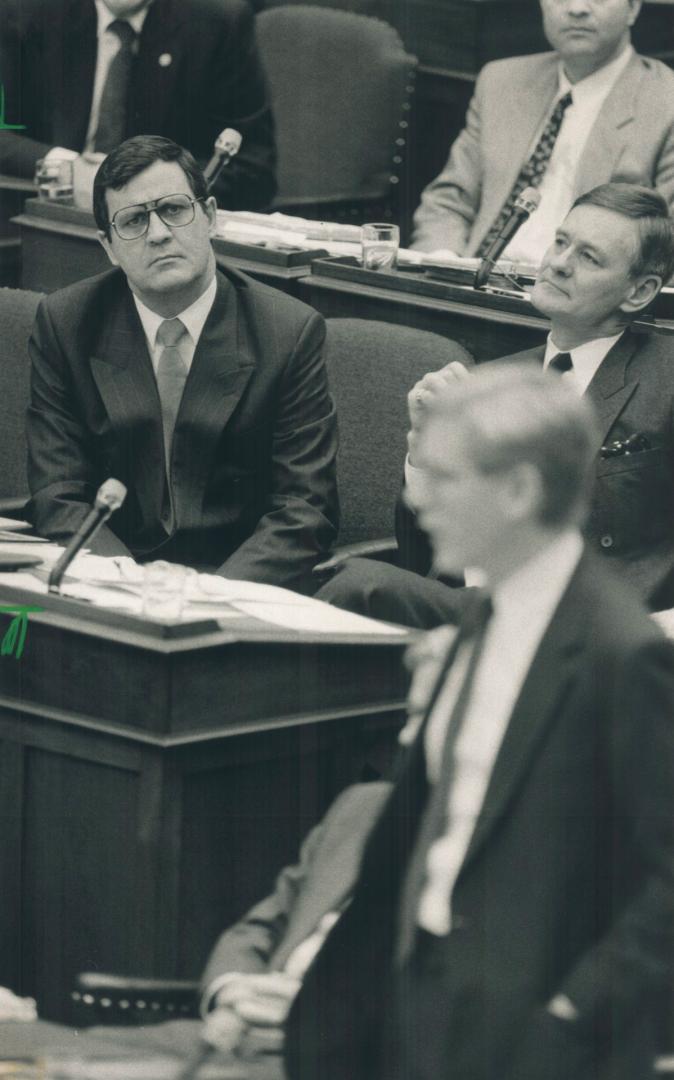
[398,329,674,610]
[200,782,391,997]
[285,554,674,1080]
[26,266,338,588]
[0,0,275,210]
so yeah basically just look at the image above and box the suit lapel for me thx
[172,272,256,529]
[55,0,97,149]
[574,53,642,199]
[131,0,186,135]
[584,330,640,446]
[458,557,588,878]
[490,57,559,213]
[89,291,166,523]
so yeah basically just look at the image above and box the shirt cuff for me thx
[403,454,426,509]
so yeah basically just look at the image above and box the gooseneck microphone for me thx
[203,128,242,191]
[48,479,127,594]
[474,187,541,290]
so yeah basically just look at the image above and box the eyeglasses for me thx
[110,193,204,240]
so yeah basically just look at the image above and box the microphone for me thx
[203,128,242,191]
[48,478,127,594]
[474,186,541,289]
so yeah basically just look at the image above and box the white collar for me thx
[557,42,633,105]
[489,530,583,623]
[544,330,624,382]
[94,0,153,36]
[133,275,217,350]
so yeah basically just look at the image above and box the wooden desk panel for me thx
[0,593,408,1022]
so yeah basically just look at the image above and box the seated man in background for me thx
[0,783,390,1063]
[26,135,338,590]
[0,0,276,211]
[411,0,674,264]
[286,364,674,1080]
[321,183,674,624]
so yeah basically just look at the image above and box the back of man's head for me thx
[425,363,598,529]
[93,135,208,239]
[573,183,674,285]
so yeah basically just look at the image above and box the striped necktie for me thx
[477,91,573,258]
[94,20,136,154]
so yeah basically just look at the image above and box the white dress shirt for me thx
[417,529,584,935]
[47,0,152,161]
[133,276,217,376]
[503,45,634,266]
[542,331,624,394]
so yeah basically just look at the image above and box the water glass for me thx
[141,561,194,622]
[361,223,400,271]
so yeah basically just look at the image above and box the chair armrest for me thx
[71,971,200,1027]
[314,537,398,574]
[0,497,29,518]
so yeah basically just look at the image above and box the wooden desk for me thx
[14,198,309,296]
[0,587,408,1023]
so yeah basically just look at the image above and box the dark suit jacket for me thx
[285,554,674,1080]
[26,266,338,588]
[200,782,391,999]
[398,329,674,610]
[0,0,275,210]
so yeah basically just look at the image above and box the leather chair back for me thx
[324,318,473,547]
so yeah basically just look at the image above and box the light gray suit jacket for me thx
[412,51,674,255]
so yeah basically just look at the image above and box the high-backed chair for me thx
[256,6,417,222]
[0,287,43,516]
[319,317,473,568]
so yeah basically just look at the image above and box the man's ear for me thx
[204,196,218,236]
[627,0,643,28]
[98,230,119,267]
[501,462,545,524]
[619,273,662,316]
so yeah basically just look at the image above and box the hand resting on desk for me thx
[203,972,301,1056]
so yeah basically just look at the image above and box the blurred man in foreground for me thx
[412,0,674,263]
[287,364,674,1080]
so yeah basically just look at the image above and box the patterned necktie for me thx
[156,318,188,468]
[477,91,573,257]
[397,594,493,965]
[94,20,137,154]
[548,352,573,374]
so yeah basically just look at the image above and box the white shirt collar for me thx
[544,330,624,389]
[557,43,633,105]
[133,275,217,351]
[490,529,583,624]
[94,0,153,36]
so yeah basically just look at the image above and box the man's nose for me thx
[146,208,172,241]
[548,246,573,275]
[566,0,592,16]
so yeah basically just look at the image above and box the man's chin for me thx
[531,280,567,315]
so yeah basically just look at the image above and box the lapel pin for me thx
[158,53,172,68]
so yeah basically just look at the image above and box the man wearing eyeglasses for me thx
[26,135,338,589]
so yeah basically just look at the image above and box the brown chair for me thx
[0,287,44,517]
[256,5,417,223]
[316,317,473,571]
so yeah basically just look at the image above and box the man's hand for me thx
[73,153,106,211]
[407,362,471,465]
[203,972,302,1056]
